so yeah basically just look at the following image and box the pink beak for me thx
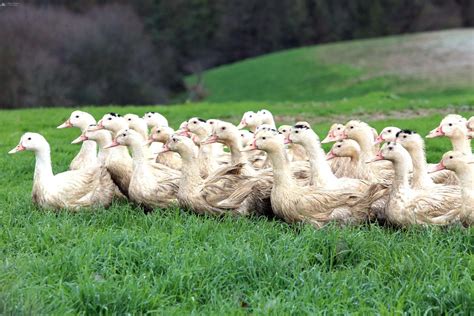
[326,150,337,160]
[242,139,258,151]
[71,135,88,144]
[237,119,247,129]
[366,151,384,164]
[8,143,26,154]
[374,135,384,145]
[426,126,444,138]
[284,136,292,145]
[201,134,219,145]
[157,143,170,154]
[428,161,446,173]
[103,140,120,149]
[90,120,105,131]
[57,119,72,129]
[321,134,335,144]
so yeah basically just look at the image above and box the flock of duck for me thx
[9,109,474,228]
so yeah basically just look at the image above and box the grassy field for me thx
[1,30,474,314]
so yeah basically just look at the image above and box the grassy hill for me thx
[186,29,474,103]
[1,30,473,314]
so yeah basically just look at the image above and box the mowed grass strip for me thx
[0,105,473,314]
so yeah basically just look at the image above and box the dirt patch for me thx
[317,29,474,89]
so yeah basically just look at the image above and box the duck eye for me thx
[108,117,112,120]
[262,137,266,140]
[75,115,79,119]
[403,135,407,138]
[337,145,341,148]
[389,146,393,150]
[122,133,126,137]
[449,156,453,159]
[249,115,252,118]
[240,134,244,137]
[128,118,131,121]
[337,127,341,130]
[193,121,197,124]
[388,129,391,133]
[157,130,161,133]
[350,126,354,129]
[282,129,286,133]
[148,115,151,118]
[27,137,31,140]
[449,123,452,126]
[221,127,226,130]
[295,131,299,134]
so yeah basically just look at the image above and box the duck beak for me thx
[284,136,292,145]
[321,133,336,143]
[8,143,26,154]
[241,139,257,152]
[373,135,384,145]
[57,119,72,129]
[144,137,154,146]
[201,134,218,145]
[428,161,446,173]
[237,119,246,129]
[366,152,384,164]
[71,135,88,144]
[156,143,170,155]
[103,140,120,149]
[326,150,337,160]
[89,120,104,131]
[177,129,190,137]
[426,126,444,138]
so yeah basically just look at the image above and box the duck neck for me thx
[128,139,146,165]
[455,165,474,191]
[225,138,245,164]
[450,134,471,155]
[354,133,374,158]
[78,140,97,159]
[304,140,337,186]
[391,158,411,192]
[179,148,202,193]
[406,145,433,188]
[34,146,54,183]
[267,147,294,189]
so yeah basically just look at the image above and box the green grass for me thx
[2,30,474,313]
[1,106,473,314]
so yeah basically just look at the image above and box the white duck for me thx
[9,133,115,209]
[395,129,459,187]
[429,151,474,226]
[57,110,98,170]
[278,125,308,162]
[148,125,182,170]
[237,111,262,132]
[427,120,472,156]
[124,114,149,140]
[368,142,461,226]
[257,109,276,128]
[106,129,179,210]
[71,127,133,198]
[143,111,169,128]
[374,127,401,144]
[246,132,381,227]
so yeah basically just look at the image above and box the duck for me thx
[427,120,472,156]
[468,116,473,139]
[71,127,133,198]
[257,109,276,128]
[181,117,225,177]
[246,132,382,227]
[374,127,401,144]
[429,151,473,226]
[9,133,115,210]
[124,114,149,140]
[237,111,262,132]
[148,125,182,170]
[163,135,272,216]
[395,129,459,186]
[143,111,169,128]
[367,142,461,226]
[321,123,351,176]
[278,125,308,162]
[287,124,370,191]
[106,129,179,210]
[337,120,393,180]
[93,112,129,137]
[57,110,98,170]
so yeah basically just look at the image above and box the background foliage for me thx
[0,0,472,107]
